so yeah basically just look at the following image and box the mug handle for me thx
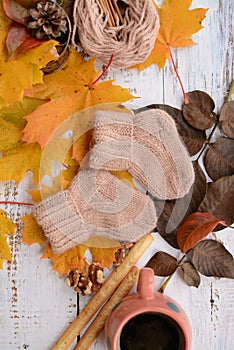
[137,268,155,299]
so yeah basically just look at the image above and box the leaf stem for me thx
[158,255,186,293]
[91,54,114,86]
[225,78,234,102]
[0,201,33,206]
[196,121,218,162]
[177,254,186,266]
[169,48,189,104]
[158,274,173,293]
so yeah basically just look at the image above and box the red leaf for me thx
[3,0,29,24]
[177,212,226,253]
[6,23,42,60]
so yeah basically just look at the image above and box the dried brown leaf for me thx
[204,137,234,181]
[182,91,215,130]
[199,175,234,227]
[219,101,234,139]
[154,162,207,249]
[146,251,178,276]
[177,212,226,253]
[187,240,234,278]
[182,262,200,288]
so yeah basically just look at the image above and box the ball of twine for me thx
[72,0,160,69]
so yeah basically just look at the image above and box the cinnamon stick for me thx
[50,234,154,350]
[74,266,139,350]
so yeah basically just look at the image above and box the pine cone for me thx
[27,1,67,41]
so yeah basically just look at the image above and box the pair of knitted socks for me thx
[34,109,194,254]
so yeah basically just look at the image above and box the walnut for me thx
[89,263,104,293]
[66,263,104,295]
[75,277,93,295]
[113,242,134,267]
[66,269,80,288]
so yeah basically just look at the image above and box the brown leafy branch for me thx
[144,82,234,292]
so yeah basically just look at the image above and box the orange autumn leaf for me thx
[177,212,227,253]
[0,209,16,269]
[22,48,134,149]
[21,213,47,246]
[72,130,93,165]
[134,0,208,70]
[42,243,88,277]
[0,1,57,108]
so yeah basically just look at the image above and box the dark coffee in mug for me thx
[119,312,185,350]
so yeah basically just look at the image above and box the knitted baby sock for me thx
[33,169,157,254]
[84,109,195,199]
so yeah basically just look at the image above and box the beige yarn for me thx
[72,0,160,69]
[84,109,195,199]
[33,169,157,254]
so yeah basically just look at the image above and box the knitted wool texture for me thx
[72,0,160,69]
[84,109,195,199]
[33,169,157,254]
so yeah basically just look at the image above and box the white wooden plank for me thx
[0,180,77,350]
[163,0,234,108]
[0,0,233,349]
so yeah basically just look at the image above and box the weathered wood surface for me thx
[0,0,233,349]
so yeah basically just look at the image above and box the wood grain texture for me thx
[0,0,233,349]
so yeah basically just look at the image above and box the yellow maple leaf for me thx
[27,189,42,203]
[0,96,47,152]
[0,209,16,269]
[22,48,134,148]
[25,138,79,200]
[111,170,136,189]
[0,2,57,108]
[21,213,47,246]
[0,116,22,152]
[71,103,132,165]
[42,243,88,277]
[42,240,120,276]
[0,142,41,184]
[134,0,208,70]
[20,212,120,275]
[61,147,79,190]
[83,236,121,269]
[82,235,120,249]
[0,96,47,129]
[88,247,119,269]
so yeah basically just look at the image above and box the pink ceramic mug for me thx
[105,268,192,350]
